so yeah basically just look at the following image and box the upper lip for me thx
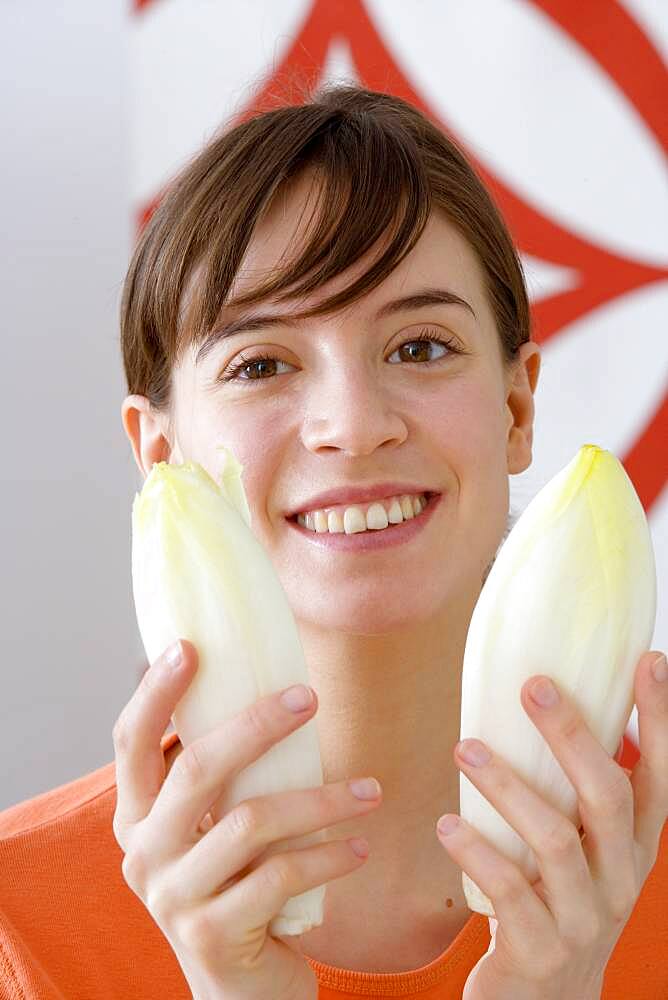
[286,483,439,518]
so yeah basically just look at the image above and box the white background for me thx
[1,1,136,809]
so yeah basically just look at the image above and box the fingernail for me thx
[280,684,314,712]
[457,739,491,767]
[652,654,667,683]
[437,814,460,836]
[165,641,183,670]
[349,777,382,800]
[529,676,559,707]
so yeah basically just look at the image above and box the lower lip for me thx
[286,493,443,551]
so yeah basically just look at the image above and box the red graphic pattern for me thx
[132,1,666,766]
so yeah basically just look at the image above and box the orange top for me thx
[1,731,665,999]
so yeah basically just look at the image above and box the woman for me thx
[1,84,665,999]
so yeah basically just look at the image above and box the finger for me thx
[437,813,555,975]
[451,735,596,941]
[630,652,668,864]
[145,683,321,855]
[520,675,636,913]
[200,836,370,941]
[113,640,197,838]
[169,776,382,902]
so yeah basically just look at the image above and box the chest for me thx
[300,904,471,973]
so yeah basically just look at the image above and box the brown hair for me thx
[120,82,531,414]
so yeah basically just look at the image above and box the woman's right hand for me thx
[112,639,382,1000]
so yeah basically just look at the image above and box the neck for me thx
[295,579,480,917]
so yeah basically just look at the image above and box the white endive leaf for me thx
[460,444,657,916]
[131,446,325,936]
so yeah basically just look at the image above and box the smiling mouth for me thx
[287,491,440,533]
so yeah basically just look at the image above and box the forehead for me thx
[175,176,493,382]
[225,171,487,320]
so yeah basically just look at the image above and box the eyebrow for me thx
[194,286,476,367]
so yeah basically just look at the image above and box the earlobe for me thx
[121,395,172,479]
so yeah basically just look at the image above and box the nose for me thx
[300,365,408,457]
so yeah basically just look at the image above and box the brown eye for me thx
[388,331,461,366]
[219,353,292,383]
[397,340,438,362]
[238,358,277,379]
[218,329,462,386]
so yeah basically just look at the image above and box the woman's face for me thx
[166,175,540,635]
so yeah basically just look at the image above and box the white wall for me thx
[0,1,143,810]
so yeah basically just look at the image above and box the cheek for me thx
[173,385,293,531]
[201,410,287,522]
[425,378,507,467]
[427,378,510,555]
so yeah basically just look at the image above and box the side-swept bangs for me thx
[121,83,530,411]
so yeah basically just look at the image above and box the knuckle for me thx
[145,881,176,926]
[140,662,163,696]
[490,871,526,906]
[584,769,633,818]
[493,770,513,797]
[228,801,263,841]
[112,812,127,847]
[538,943,571,981]
[121,849,148,894]
[543,819,579,858]
[178,908,217,956]
[172,740,207,786]
[559,714,582,745]
[259,857,294,896]
[579,914,602,946]
[562,912,601,952]
[112,716,131,753]
[608,885,637,924]
[561,916,601,954]
[244,702,272,745]
[607,769,634,808]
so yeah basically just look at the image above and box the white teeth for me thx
[296,493,429,535]
[343,507,367,534]
[400,496,415,520]
[327,510,345,533]
[387,499,404,524]
[313,510,328,533]
[365,502,389,530]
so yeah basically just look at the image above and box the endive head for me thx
[516,443,654,572]
[133,445,252,533]
[477,443,657,695]
[460,444,656,917]
[501,444,655,603]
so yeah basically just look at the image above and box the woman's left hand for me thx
[436,650,668,1000]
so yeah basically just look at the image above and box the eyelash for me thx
[217,328,463,385]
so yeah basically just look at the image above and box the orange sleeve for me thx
[599,820,668,999]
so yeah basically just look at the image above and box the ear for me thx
[121,395,180,479]
[505,341,542,475]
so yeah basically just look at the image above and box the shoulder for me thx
[0,760,116,842]
[0,729,181,842]
[0,730,187,999]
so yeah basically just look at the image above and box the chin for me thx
[289,579,451,636]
